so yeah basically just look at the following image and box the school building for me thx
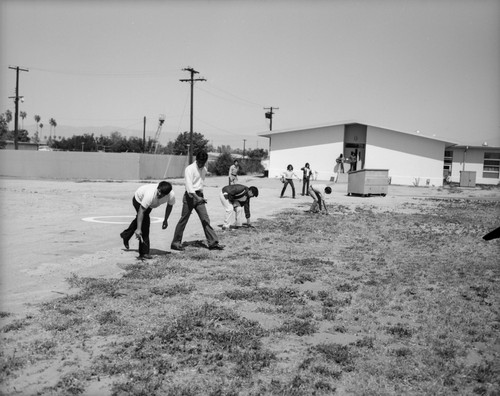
[259,122,500,187]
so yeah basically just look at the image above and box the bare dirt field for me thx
[1,176,499,395]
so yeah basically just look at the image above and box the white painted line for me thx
[82,216,163,224]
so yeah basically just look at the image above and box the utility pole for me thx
[264,106,279,131]
[243,139,246,158]
[8,66,29,150]
[180,67,206,163]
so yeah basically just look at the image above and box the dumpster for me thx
[347,169,389,196]
[460,171,476,187]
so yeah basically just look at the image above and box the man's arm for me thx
[135,206,146,241]
[162,204,173,229]
[243,199,251,225]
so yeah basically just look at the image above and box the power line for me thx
[27,66,180,78]
[202,82,263,107]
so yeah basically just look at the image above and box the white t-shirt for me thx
[134,184,175,209]
[185,161,206,194]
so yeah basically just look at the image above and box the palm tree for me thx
[20,111,27,129]
[49,118,56,141]
[34,115,41,133]
[39,123,44,142]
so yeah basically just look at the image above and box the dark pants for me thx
[172,191,218,247]
[302,177,310,195]
[121,197,152,256]
[281,179,296,198]
[308,186,324,212]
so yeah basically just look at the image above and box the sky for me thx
[1,0,499,150]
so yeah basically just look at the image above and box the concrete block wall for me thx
[0,151,188,180]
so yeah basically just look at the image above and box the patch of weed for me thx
[276,318,318,336]
[149,283,194,297]
[2,318,30,333]
[386,324,413,338]
[314,343,354,367]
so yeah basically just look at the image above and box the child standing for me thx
[280,164,301,198]
[300,163,313,196]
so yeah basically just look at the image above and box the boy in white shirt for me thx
[120,181,175,259]
[171,151,223,251]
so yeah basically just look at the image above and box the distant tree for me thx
[49,118,57,142]
[0,113,8,135]
[34,115,41,134]
[5,110,12,126]
[0,113,10,147]
[161,141,175,154]
[0,128,30,143]
[172,131,209,156]
[52,133,95,151]
[212,152,234,176]
[246,148,268,160]
[217,145,232,154]
[39,123,44,142]
[32,131,40,144]
[20,111,27,129]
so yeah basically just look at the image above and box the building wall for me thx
[267,125,344,180]
[365,126,446,186]
[449,147,500,185]
[0,151,187,180]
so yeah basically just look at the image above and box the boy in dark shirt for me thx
[219,184,259,230]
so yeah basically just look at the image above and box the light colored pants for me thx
[219,192,243,227]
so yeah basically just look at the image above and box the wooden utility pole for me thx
[8,66,29,150]
[264,106,279,131]
[180,67,206,163]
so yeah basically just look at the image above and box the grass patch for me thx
[1,198,499,395]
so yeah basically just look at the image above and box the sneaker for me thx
[170,243,185,251]
[208,244,224,251]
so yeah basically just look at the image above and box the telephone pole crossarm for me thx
[264,106,279,131]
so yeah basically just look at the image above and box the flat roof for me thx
[259,121,458,145]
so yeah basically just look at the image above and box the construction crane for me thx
[152,114,166,154]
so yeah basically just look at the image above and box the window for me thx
[483,152,500,179]
[443,150,453,177]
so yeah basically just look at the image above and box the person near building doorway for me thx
[349,151,357,172]
[336,154,345,173]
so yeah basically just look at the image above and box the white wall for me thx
[267,125,344,180]
[0,151,187,180]
[365,127,446,186]
[449,147,500,185]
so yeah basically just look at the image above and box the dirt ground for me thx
[1,175,498,317]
